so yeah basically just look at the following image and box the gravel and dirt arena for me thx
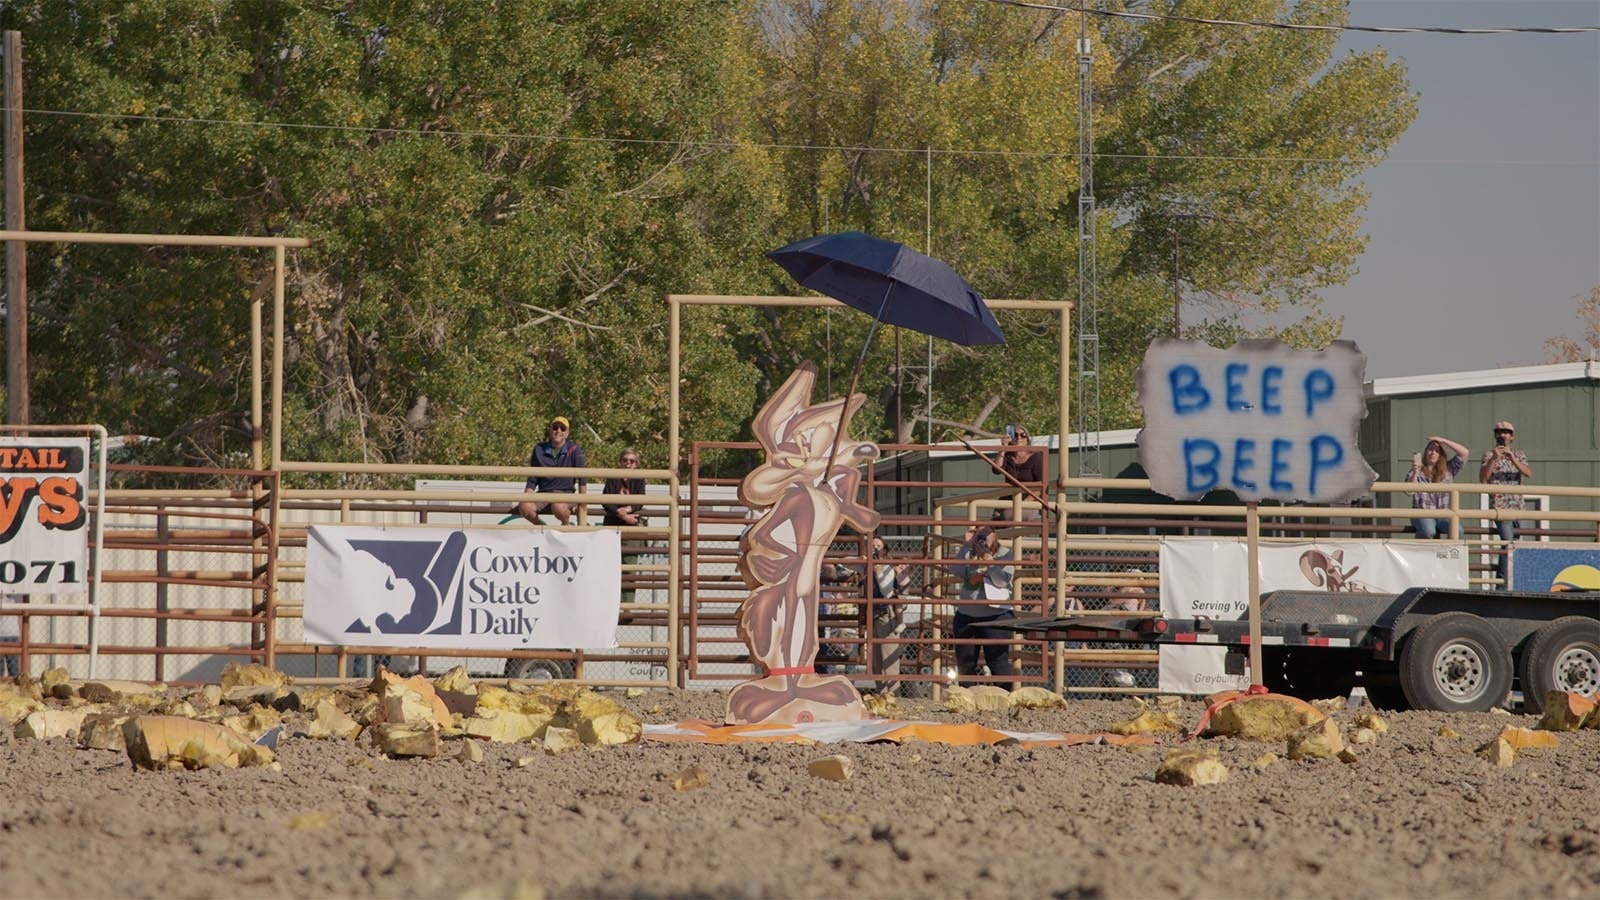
[1,687,1597,900]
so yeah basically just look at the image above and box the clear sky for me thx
[1322,0,1600,378]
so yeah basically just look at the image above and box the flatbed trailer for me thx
[1002,587,1599,713]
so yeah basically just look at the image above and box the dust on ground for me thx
[1,688,1596,899]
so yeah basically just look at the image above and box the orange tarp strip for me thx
[641,719,1158,748]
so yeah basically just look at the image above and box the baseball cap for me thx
[1493,420,1514,433]
[550,416,570,430]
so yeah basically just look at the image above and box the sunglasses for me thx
[550,424,568,431]
[1494,429,1512,435]
[621,457,640,465]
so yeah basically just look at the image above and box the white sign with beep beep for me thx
[1135,339,1378,504]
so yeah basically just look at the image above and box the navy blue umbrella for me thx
[767,231,1004,347]
[768,231,1004,469]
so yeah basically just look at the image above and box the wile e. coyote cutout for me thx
[726,362,881,725]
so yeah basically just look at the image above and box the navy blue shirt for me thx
[526,440,585,493]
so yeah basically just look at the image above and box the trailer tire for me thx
[503,657,573,682]
[1398,612,1512,712]
[1518,617,1600,713]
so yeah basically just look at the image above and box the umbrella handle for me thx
[821,284,893,476]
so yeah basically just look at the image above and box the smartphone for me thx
[1004,424,1017,441]
[1496,434,1508,447]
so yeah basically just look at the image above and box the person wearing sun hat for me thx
[515,415,587,525]
[1478,420,1532,588]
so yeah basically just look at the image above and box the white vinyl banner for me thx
[1157,539,1469,694]
[306,526,622,650]
[0,437,91,594]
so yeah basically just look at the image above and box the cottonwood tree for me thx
[1543,287,1600,363]
[5,0,1415,478]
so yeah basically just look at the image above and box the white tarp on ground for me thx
[306,525,621,650]
[1157,538,1469,694]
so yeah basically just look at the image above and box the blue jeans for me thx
[0,654,19,678]
[1493,519,1518,588]
[1412,517,1450,539]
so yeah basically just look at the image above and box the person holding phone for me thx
[1404,435,1469,539]
[952,525,1015,682]
[1478,421,1532,587]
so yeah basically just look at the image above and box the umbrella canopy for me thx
[767,231,1004,346]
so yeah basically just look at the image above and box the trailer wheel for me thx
[504,657,573,682]
[1398,612,1512,712]
[1518,617,1600,713]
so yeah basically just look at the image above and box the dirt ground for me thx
[1,687,1597,900]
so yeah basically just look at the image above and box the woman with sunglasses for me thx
[999,423,1043,521]
[603,448,648,603]
[1478,421,1532,588]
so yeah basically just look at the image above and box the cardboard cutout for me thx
[725,363,881,725]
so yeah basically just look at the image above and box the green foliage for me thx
[4,0,1414,480]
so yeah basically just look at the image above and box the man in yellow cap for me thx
[516,415,587,525]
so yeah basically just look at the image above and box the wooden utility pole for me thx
[4,30,26,426]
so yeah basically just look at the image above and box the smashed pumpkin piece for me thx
[861,692,896,716]
[462,711,551,744]
[1009,686,1066,709]
[1204,692,1325,742]
[0,685,44,725]
[1535,692,1596,732]
[15,708,89,741]
[458,740,485,764]
[123,715,274,770]
[1155,749,1228,786]
[1110,710,1182,736]
[943,685,1011,713]
[371,722,442,758]
[220,706,283,741]
[380,683,443,729]
[475,685,555,718]
[1249,752,1279,772]
[1354,712,1389,734]
[308,699,363,741]
[1476,736,1515,768]
[1496,726,1558,750]
[542,726,582,754]
[807,754,853,782]
[372,672,452,726]
[671,765,710,792]
[1286,717,1344,761]
[79,713,132,751]
[219,662,287,691]
[79,680,165,706]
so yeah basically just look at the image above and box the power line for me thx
[16,107,1598,168]
[983,0,1600,34]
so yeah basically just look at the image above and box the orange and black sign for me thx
[0,438,89,592]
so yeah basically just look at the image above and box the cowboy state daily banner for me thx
[305,526,621,649]
[0,437,90,594]
[1156,538,1468,693]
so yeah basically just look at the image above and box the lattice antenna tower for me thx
[1074,10,1102,482]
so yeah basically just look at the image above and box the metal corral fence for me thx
[3,452,1596,693]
